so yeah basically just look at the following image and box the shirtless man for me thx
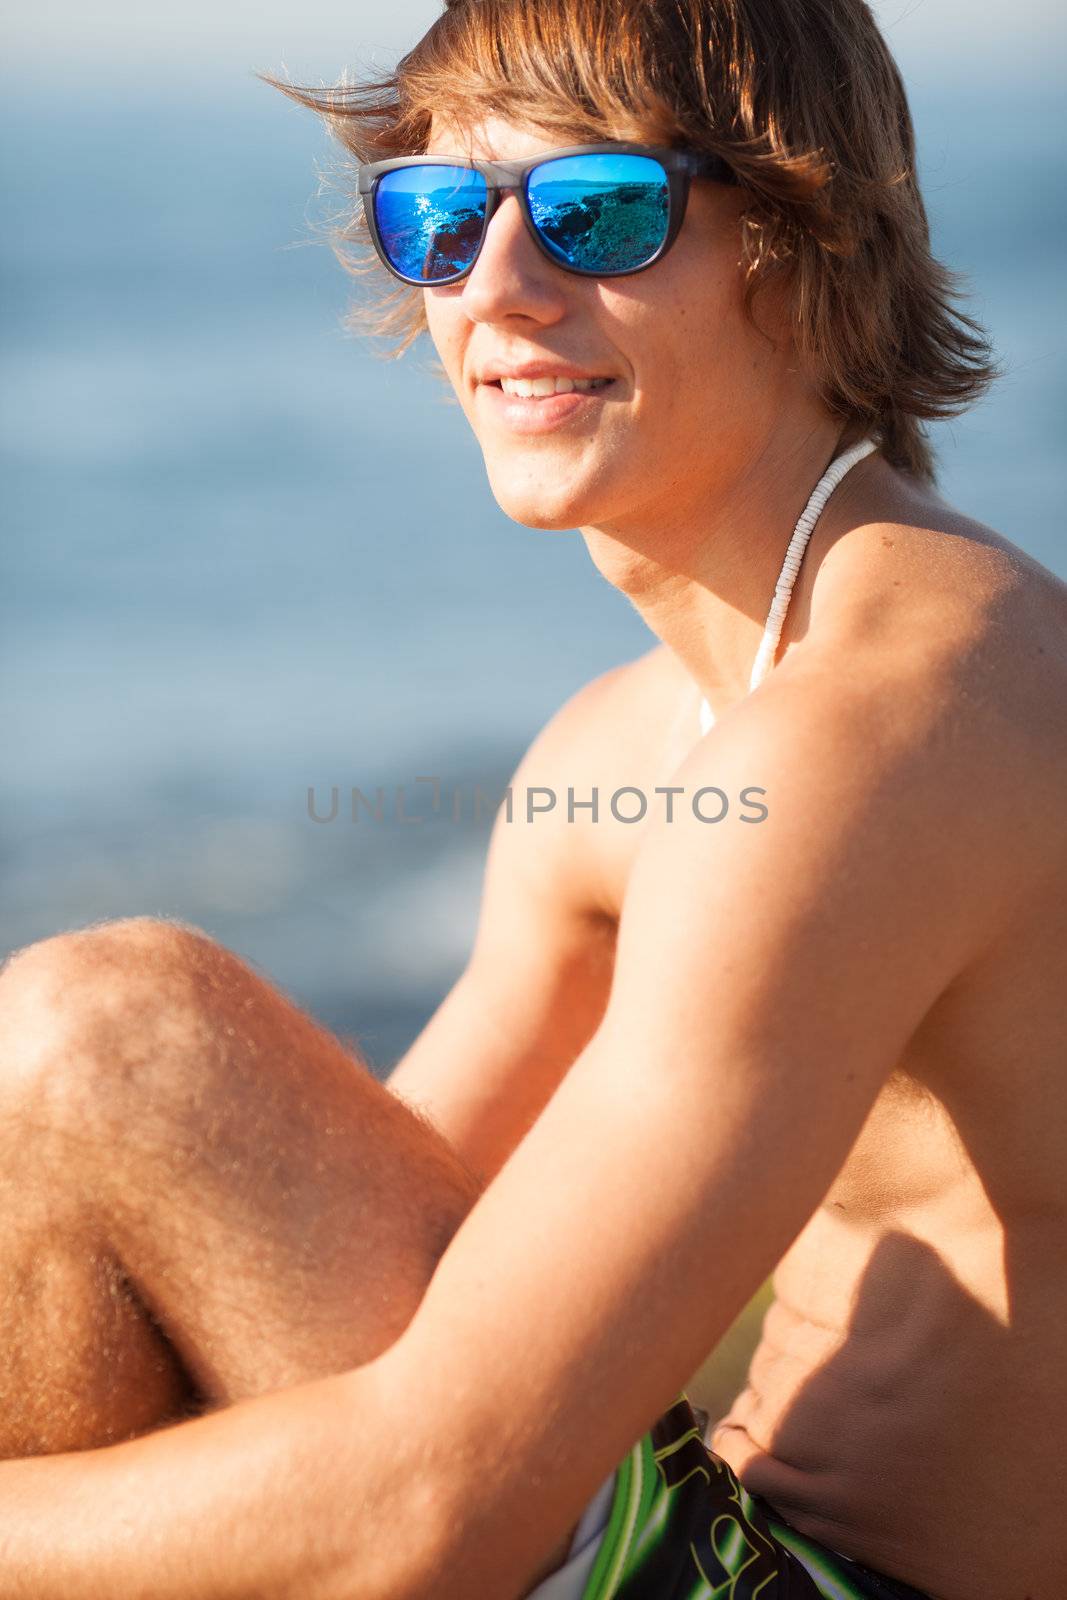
[0,2,1063,1597]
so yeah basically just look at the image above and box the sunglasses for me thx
[357,142,738,286]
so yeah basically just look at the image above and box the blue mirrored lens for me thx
[526,153,669,274]
[373,165,488,282]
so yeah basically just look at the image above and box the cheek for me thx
[597,284,730,434]
[615,203,769,395]
[609,260,780,437]
[422,293,466,379]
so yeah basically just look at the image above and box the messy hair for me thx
[264,0,999,483]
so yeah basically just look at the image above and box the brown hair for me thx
[264,0,999,483]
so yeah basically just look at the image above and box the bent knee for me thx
[0,916,230,1117]
[0,917,376,1139]
[2,915,216,990]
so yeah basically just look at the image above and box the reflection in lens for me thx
[373,165,488,281]
[527,153,669,274]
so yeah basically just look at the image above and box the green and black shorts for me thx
[528,1395,933,1600]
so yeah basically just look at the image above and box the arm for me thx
[0,677,1009,1599]
[387,665,625,1182]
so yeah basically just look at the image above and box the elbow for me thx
[322,1461,457,1600]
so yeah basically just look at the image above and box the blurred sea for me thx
[2,73,1064,1069]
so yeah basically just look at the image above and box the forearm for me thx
[0,1363,434,1600]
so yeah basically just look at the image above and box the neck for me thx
[579,414,873,720]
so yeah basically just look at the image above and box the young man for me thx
[0,1,1063,1596]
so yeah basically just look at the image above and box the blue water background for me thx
[2,71,1064,1068]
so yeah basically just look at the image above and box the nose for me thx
[456,190,570,327]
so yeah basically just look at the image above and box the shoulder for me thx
[489,643,689,915]
[668,515,1067,928]
[610,663,1000,1029]
[808,474,1067,741]
[797,472,1067,777]
[526,641,687,748]
[510,641,689,798]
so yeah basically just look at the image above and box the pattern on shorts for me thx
[580,1396,932,1600]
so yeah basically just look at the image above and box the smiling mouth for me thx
[487,377,615,399]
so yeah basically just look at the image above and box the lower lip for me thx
[477,381,614,434]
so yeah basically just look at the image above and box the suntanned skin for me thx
[395,512,1067,1600]
[0,108,1064,1600]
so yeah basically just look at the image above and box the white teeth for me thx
[498,375,609,398]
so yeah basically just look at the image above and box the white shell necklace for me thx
[698,435,877,735]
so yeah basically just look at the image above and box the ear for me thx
[740,251,796,353]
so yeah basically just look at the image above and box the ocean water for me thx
[2,74,1064,1067]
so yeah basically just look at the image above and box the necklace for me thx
[699,435,877,735]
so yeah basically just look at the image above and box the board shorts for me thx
[527,1395,933,1600]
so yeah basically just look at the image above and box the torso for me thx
[550,503,1067,1599]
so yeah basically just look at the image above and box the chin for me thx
[489,467,604,534]
[485,472,590,532]
[498,502,583,532]
[495,492,588,531]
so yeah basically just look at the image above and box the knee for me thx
[0,916,225,1120]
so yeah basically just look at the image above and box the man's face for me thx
[421,115,799,536]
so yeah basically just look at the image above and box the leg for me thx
[0,916,481,1457]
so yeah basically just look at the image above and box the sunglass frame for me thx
[357,142,738,285]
